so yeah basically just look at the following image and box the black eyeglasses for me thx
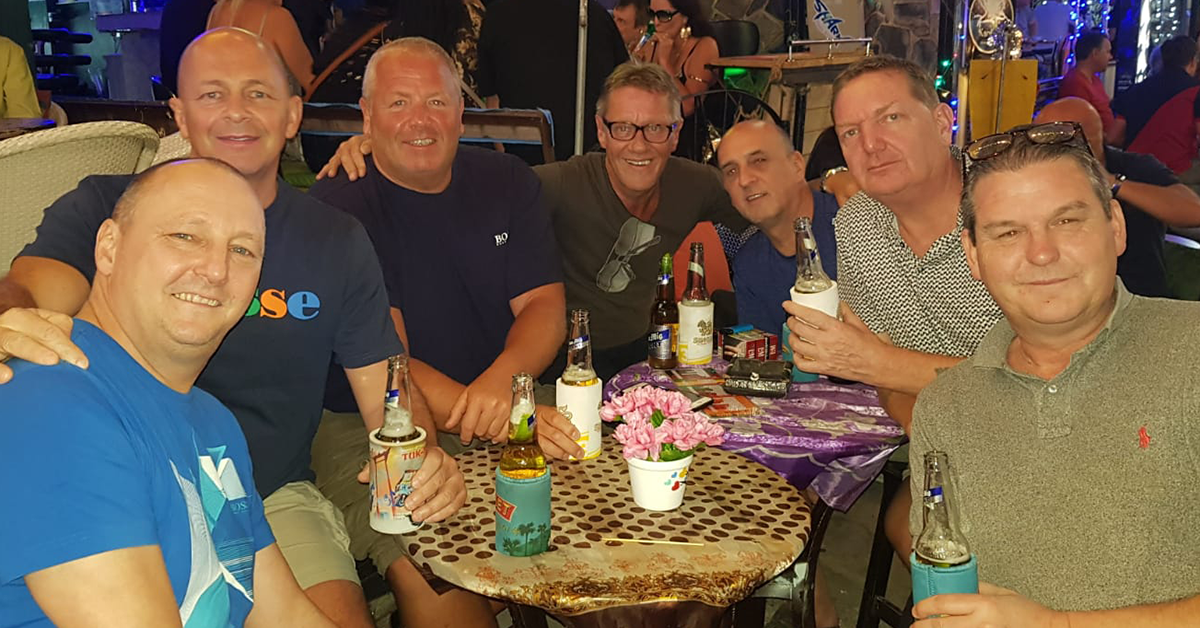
[602,119,679,143]
[647,8,680,22]
[963,122,1090,177]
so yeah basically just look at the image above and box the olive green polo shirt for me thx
[910,281,1200,611]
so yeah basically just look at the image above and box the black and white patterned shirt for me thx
[834,186,1003,358]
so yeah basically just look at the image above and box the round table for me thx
[606,361,906,511]
[400,435,811,621]
[0,118,55,140]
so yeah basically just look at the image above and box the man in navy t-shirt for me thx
[717,120,839,335]
[0,29,468,628]
[309,37,581,628]
[0,159,334,627]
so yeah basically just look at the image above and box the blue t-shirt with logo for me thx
[311,147,562,407]
[19,177,403,496]
[732,190,839,335]
[0,320,274,627]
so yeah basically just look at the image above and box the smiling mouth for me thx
[624,158,651,167]
[173,293,221,307]
[746,192,767,202]
[405,138,435,147]
[218,135,258,143]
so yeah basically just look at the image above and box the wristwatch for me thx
[1111,173,1127,199]
[821,166,849,194]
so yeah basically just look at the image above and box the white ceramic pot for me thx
[626,454,694,511]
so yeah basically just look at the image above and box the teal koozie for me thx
[910,553,979,605]
[494,468,552,557]
[780,322,820,383]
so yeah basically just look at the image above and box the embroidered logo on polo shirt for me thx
[494,232,509,246]
[1138,426,1151,449]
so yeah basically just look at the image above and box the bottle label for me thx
[657,273,672,285]
[688,261,704,276]
[924,486,944,504]
[648,325,673,359]
[568,335,589,351]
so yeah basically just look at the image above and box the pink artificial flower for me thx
[613,415,667,461]
[661,412,726,453]
[601,391,637,422]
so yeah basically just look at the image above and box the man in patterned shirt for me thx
[781,55,1003,558]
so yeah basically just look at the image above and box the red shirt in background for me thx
[1059,67,1117,134]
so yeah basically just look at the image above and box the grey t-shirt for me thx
[910,283,1200,611]
[536,152,746,349]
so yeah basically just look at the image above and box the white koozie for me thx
[556,378,602,460]
[789,283,840,318]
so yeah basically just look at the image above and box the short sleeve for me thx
[333,220,404,369]
[533,162,566,219]
[17,176,124,280]
[1125,151,1180,188]
[0,370,157,584]
[504,161,564,300]
[701,166,750,230]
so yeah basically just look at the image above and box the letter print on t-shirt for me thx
[172,444,256,627]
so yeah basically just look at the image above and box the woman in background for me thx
[208,0,316,93]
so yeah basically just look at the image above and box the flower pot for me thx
[626,454,694,511]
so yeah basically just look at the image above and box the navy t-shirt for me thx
[732,190,839,335]
[310,147,562,405]
[18,176,402,496]
[1105,146,1178,298]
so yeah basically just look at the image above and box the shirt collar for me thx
[972,278,1134,373]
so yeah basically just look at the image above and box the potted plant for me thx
[601,386,725,511]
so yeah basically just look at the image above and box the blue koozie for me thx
[780,322,819,383]
[494,468,552,557]
[910,553,979,605]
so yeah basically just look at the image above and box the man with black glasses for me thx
[535,61,746,378]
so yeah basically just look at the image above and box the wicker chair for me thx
[152,131,193,165]
[0,121,159,274]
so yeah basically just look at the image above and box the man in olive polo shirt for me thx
[908,127,1200,625]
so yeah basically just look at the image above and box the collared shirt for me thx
[909,281,1200,611]
[833,167,1003,357]
[1059,67,1118,136]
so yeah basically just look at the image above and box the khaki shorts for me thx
[262,480,360,589]
[311,411,415,575]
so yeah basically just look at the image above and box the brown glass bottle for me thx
[648,253,679,369]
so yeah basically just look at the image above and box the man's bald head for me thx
[718,119,793,164]
[1036,97,1105,160]
[112,158,251,226]
[178,27,296,97]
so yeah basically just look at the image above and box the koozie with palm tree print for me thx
[494,467,551,557]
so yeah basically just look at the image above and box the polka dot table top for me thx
[401,435,811,615]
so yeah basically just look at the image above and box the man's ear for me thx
[1108,198,1127,257]
[169,97,189,141]
[595,115,609,151]
[284,94,303,140]
[94,219,120,277]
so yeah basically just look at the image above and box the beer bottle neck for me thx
[684,254,707,300]
[656,272,674,300]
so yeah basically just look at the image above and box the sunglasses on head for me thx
[648,8,680,21]
[962,121,1091,177]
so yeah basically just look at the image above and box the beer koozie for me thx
[910,553,979,605]
[494,467,552,557]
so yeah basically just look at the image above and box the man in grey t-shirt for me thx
[909,125,1200,624]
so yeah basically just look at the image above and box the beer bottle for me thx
[557,309,602,459]
[677,243,714,365]
[499,373,548,479]
[378,354,416,441]
[789,217,839,317]
[648,252,679,369]
[914,451,972,568]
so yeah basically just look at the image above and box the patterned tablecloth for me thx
[402,435,810,617]
[605,361,906,511]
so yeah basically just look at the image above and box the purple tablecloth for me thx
[604,361,906,511]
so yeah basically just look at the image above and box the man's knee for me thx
[264,482,362,588]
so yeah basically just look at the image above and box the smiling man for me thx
[717,119,839,336]
[0,28,473,628]
[535,61,747,377]
[907,126,1200,628]
[0,159,335,628]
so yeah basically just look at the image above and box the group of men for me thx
[0,23,1197,628]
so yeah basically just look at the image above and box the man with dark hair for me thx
[1038,97,1200,297]
[1059,30,1124,144]
[613,0,649,52]
[1114,35,1200,179]
[910,124,1200,627]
